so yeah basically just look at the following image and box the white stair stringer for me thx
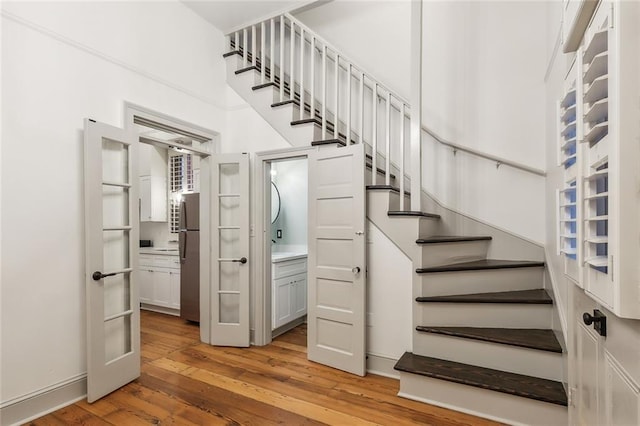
[413,331,563,381]
[398,371,567,426]
[366,189,442,260]
[225,55,323,147]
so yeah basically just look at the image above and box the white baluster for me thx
[279,17,284,101]
[334,53,339,140]
[386,93,391,186]
[322,45,327,138]
[243,28,248,67]
[260,21,266,83]
[299,27,305,120]
[359,72,364,144]
[252,25,256,67]
[372,83,378,184]
[270,19,275,83]
[310,37,315,119]
[347,64,352,145]
[290,21,295,101]
[400,103,406,211]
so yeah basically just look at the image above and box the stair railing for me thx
[227,13,417,211]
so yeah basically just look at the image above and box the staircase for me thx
[223,13,567,426]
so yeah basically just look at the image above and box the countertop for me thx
[271,252,307,263]
[139,247,179,256]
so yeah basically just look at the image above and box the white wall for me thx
[271,158,308,249]
[0,0,229,411]
[366,222,412,360]
[295,1,547,243]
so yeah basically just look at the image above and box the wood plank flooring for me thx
[28,311,501,425]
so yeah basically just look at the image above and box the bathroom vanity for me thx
[272,252,307,330]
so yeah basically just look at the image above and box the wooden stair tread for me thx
[235,65,259,74]
[388,210,441,219]
[415,326,562,353]
[416,236,492,244]
[416,289,552,304]
[417,259,545,273]
[394,352,567,406]
[366,184,410,197]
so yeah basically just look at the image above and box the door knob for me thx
[583,309,607,337]
[92,271,116,281]
[232,257,248,264]
[352,266,361,274]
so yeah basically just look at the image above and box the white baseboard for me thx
[366,353,399,379]
[0,374,87,426]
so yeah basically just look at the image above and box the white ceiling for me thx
[182,1,318,34]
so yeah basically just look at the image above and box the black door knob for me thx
[583,312,595,325]
[582,309,607,337]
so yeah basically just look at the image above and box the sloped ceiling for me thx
[182,1,322,34]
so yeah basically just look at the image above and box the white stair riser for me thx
[419,240,490,267]
[398,372,567,426]
[413,332,563,381]
[420,267,544,297]
[419,303,553,328]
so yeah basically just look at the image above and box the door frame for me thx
[252,146,316,346]
[123,102,219,344]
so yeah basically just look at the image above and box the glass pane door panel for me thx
[104,315,132,363]
[102,186,129,228]
[101,139,129,183]
[219,196,240,226]
[103,230,130,271]
[219,229,240,258]
[219,163,240,193]
[103,274,130,318]
[220,262,240,291]
[219,294,240,324]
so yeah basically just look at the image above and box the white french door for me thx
[84,119,140,402]
[210,153,250,346]
[307,144,367,376]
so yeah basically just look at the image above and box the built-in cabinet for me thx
[272,255,307,330]
[139,253,180,315]
[139,143,167,222]
[558,1,640,319]
[561,2,640,425]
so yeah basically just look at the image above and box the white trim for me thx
[223,1,325,35]
[366,353,399,380]
[252,146,316,346]
[545,23,564,83]
[0,374,86,426]
[545,247,569,343]
[1,10,228,111]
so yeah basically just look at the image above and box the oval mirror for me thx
[271,181,281,224]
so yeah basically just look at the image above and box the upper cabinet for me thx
[139,143,168,222]
[560,1,640,319]
[562,0,600,53]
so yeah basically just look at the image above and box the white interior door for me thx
[211,153,250,346]
[307,144,366,376]
[84,118,140,402]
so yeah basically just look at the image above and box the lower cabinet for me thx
[272,256,307,330]
[140,254,180,314]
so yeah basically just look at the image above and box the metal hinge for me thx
[610,2,614,29]
[610,255,614,281]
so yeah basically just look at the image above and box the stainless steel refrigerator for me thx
[179,193,199,322]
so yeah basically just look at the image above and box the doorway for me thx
[252,146,315,346]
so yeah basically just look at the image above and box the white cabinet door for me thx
[169,270,180,310]
[139,269,154,303]
[153,269,171,307]
[293,274,307,318]
[140,176,152,221]
[273,276,292,329]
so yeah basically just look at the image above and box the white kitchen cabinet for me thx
[562,0,599,53]
[139,253,180,315]
[139,175,167,222]
[272,255,307,330]
[139,143,168,222]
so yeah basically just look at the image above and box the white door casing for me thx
[210,153,250,346]
[84,118,140,402]
[307,144,367,376]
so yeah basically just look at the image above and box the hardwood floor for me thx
[28,311,501,425]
